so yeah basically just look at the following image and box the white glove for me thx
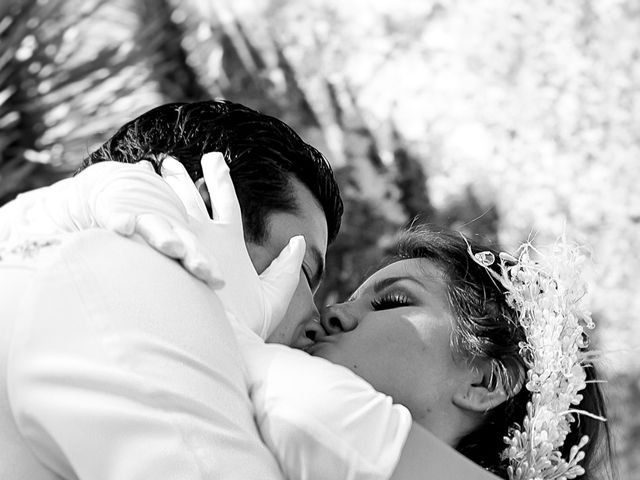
[159,152,306,338]
[0,161,184,250]
[0,160,225,286]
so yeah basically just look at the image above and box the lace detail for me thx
[0,238,61,262]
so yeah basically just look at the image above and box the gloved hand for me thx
[0,160,221,285]
[157,152,306,338]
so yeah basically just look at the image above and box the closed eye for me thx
[370,292,412,310]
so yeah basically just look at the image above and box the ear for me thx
[452,360,524,413]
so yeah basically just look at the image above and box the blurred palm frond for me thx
[0,0,167,204]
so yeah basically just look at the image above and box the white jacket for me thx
[0,164,410,480]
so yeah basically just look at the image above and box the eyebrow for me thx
[372,276,426,295]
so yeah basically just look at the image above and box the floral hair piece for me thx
[466,237,605,480]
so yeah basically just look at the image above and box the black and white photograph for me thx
[0,1,637,479]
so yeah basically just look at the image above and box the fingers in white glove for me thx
[103,213,137,237]
[161,157,209,220]
[135,160,157,172]
[199,152,241,224]
[135,213,225,289]
[158,151,304,337]
[135,214,187,259]
[171,224,225,290]
[260,235,307,337]
[91,160,189,230]
[159,155,228,289]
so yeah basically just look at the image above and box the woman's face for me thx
[306,258,475,428]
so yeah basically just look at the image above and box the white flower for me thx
[467,238,605,480]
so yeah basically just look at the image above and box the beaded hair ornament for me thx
[466,238,606,480]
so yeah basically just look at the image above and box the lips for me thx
[292,316,329,351]
[303,337,333,355]
[303,341,319,354]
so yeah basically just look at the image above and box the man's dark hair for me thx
[80,100,343,244]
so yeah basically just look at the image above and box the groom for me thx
[0,100,500,479]
[81,100,344,345]
[0,100,342,480]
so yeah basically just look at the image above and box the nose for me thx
[300,301,322,340]
[320,303,359,334]
[302,317,326,343]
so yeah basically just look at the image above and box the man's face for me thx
[246,179,328,346]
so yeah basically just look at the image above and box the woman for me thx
[0,156,613,480]
[303,227,614,479]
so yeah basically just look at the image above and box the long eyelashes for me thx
[370,292,412,311]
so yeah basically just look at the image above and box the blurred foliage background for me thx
[1,0,638,476]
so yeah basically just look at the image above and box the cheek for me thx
[329,324,412,372]
[285,272,313,320]
[355,322,435,380]
[268,272,315,345]
[245,242,273,275]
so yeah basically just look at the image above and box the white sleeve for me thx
[241,335,412,480]
[0,178,80,241]
[7,230,283,480]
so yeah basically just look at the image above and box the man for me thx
[79,100,343,344]
[0,100,342,480]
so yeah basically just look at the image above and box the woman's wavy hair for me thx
[391,226,615,479]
